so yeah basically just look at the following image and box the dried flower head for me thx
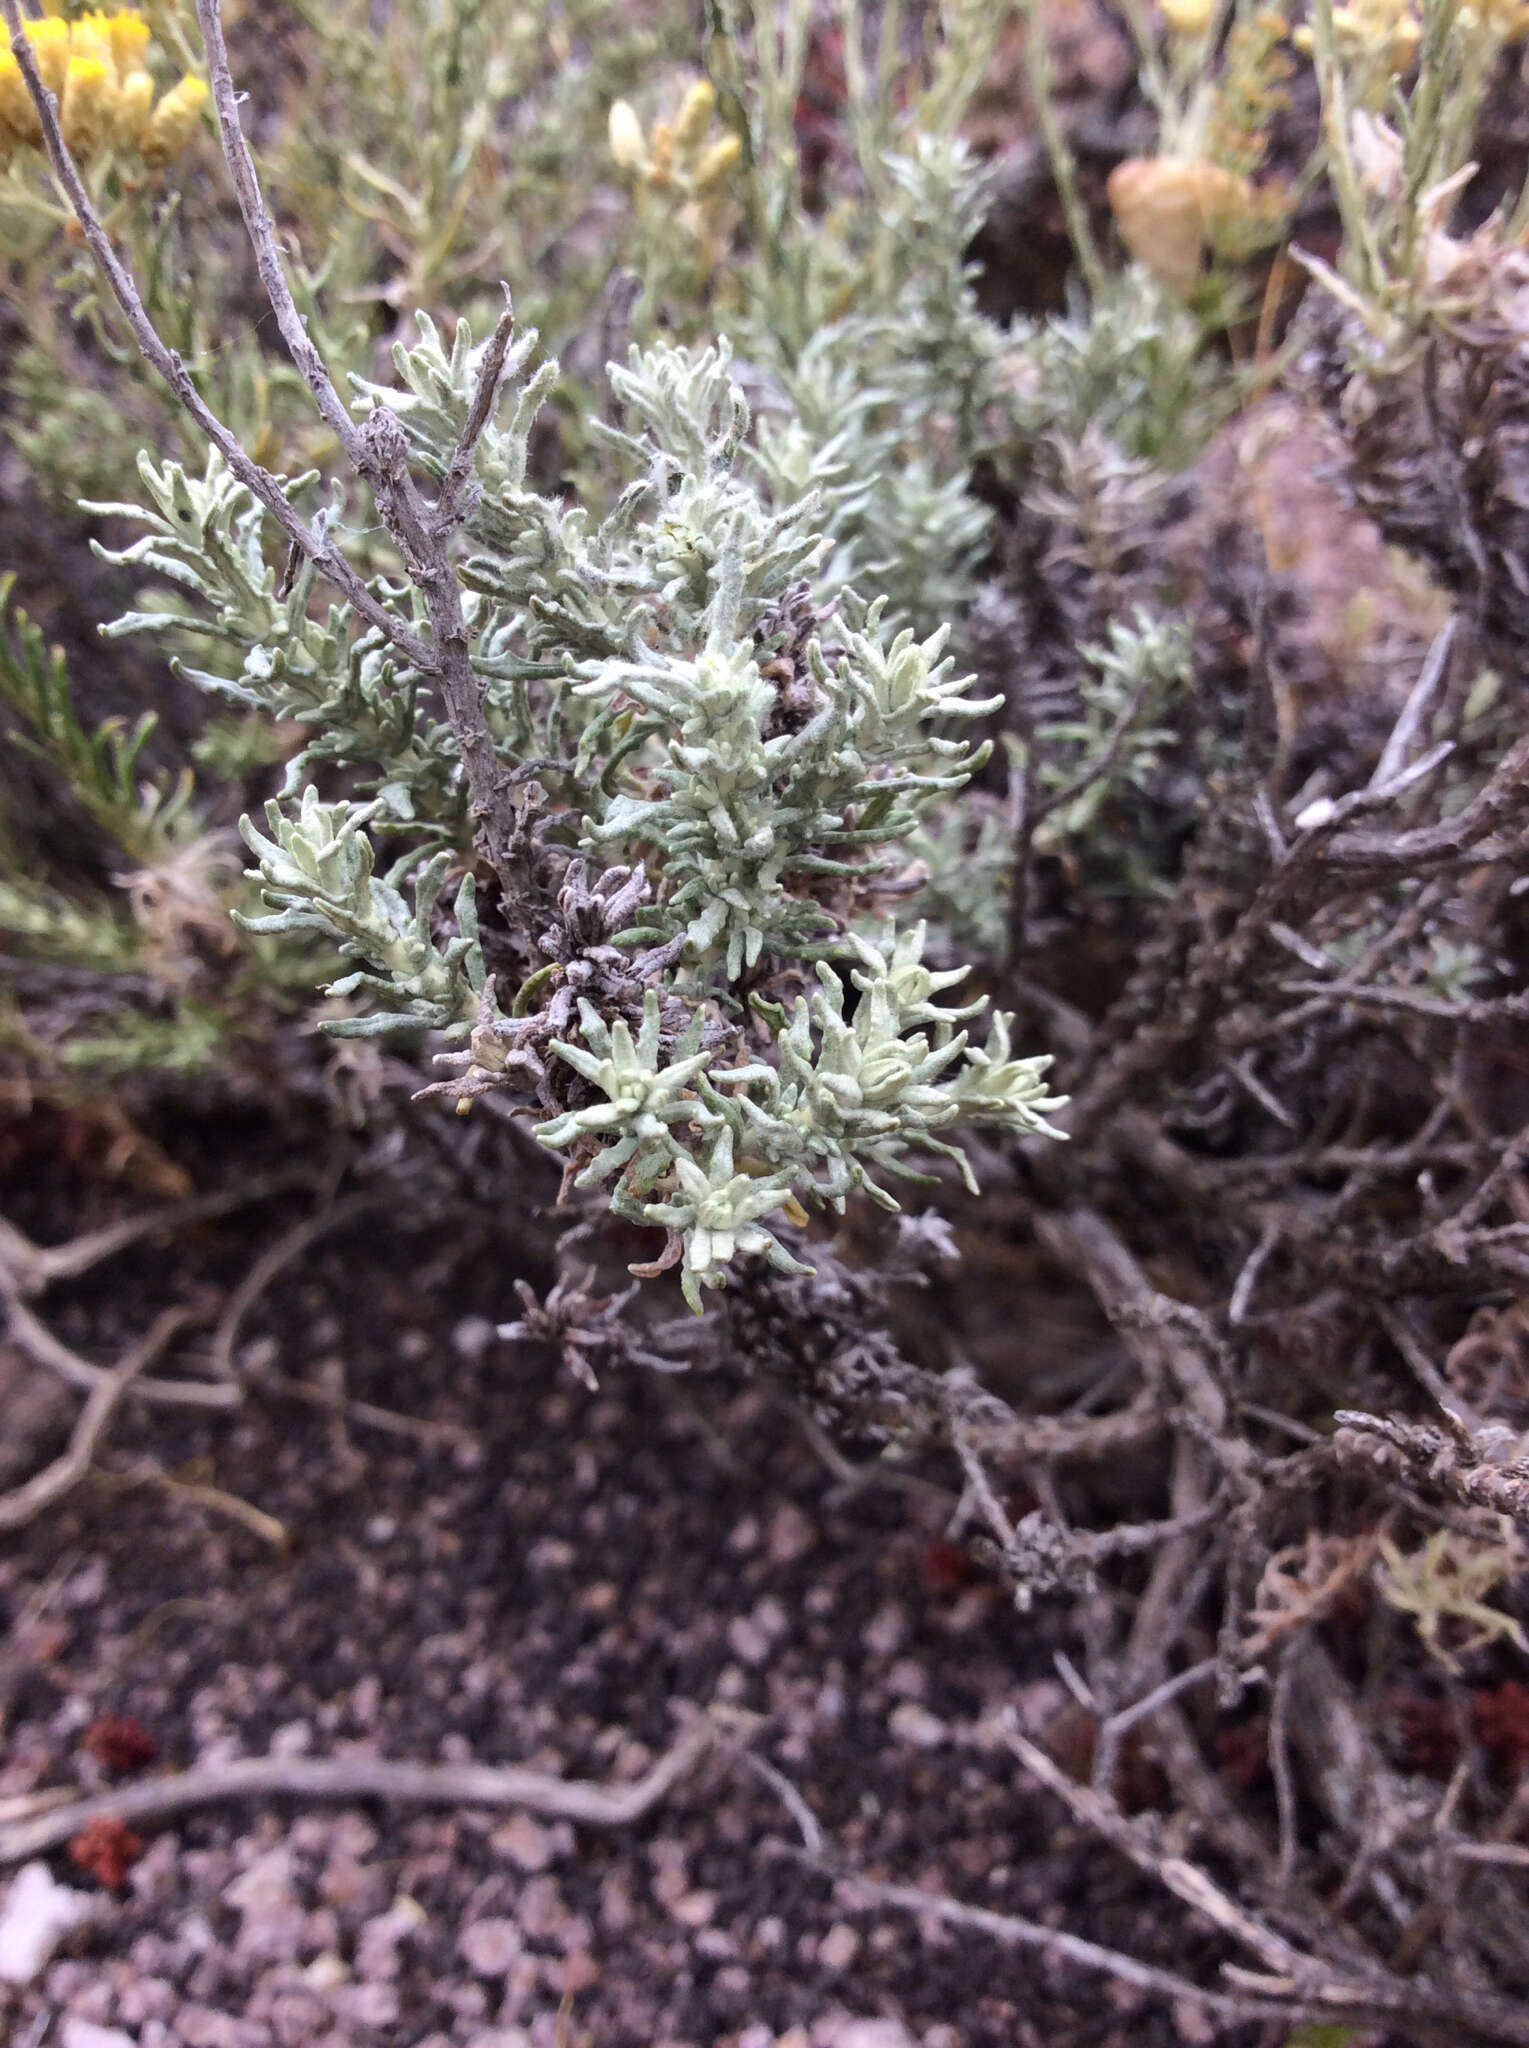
[82,1712,159,1774]
[68,1814,143,1888]
[1107,157,1258,295]
[1245,1529,1376,1654]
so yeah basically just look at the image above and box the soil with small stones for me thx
[0,1171,1236,2048]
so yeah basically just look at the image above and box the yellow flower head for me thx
[1161,0,1216,33]
[612,75,740,212]
[0,50,44,144]
[106,8,151,76]
[1107,156,1255,295]
[0,10,199,166]
[647,117,676,187]
[608,98,647,172]
[1294,0,1421,78]
[67,14,114,76]
[139,69,207,165]
[60,51,112,156]
[1464,0,1529,37]
[692,132,742,192]
[113,64,154,148]
[673,78,715,150]
[26,16,70,94]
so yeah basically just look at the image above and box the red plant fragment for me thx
[1389,1690,1459,1777]
[1214,1714,1271,1790]
[921,1539,979,1595]
[1471,1681,1529,1775]
[793,22,848,199]
[1044,1699,1168,1813]
[83,1712,159,1774]
[68,1815,143,1889]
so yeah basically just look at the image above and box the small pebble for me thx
[888,1702,946,1750]
[727,1614,770,1666]
[61,2023,137,2048]
[453,1315,497,1360]
[458,1917,523,1975]
[0,1862,97,1988]
[818,1923,861,1972]
[356,1894,427,1979]
[863,1602,907,1658]
[491,1813,562,1872]
[223,1845,295,1917]
[768,1503,816,1564]
[517,1873,565,1941]
[332,1979,401,2026]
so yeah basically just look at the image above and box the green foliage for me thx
[537,926,1064,1310]
[578,586,996,976]
[10,0,1282,1307]
[610,10,1018,636]
[1005,268,1234,470]
[93,302,1063,1302]
[57,1000,227,1075]
[1321,908,1488,1006]
[13,0,1529,2015]
[0,872,141,973]
[0,580,288,1081]
[906,803,1013,961]
[749,141,998,637]
[38,0,1520,1316]
[1033,607,1193,846]
[0,572,195,864]
[1,0,682,514]
[235,791,483,1038]
[6,341,156,514]
[1304,0,1529,344]
[272,0,678,323]
[1377,1527,1529,1672]
[88,450,464,836]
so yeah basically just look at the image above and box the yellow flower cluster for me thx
[607,80,741,200]
[1294,0,1529,75]
[0,10,207,169]
[1293,0,1421,76]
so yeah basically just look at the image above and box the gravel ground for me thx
[0,1192,1241,2048]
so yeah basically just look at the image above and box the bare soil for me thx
[0,1159,1239,2048]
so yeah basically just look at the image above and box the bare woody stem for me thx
[0,1718,724,1863]
[0,0,432,670]
[0,1309,185,1531]
[192,0,365,466]
[191,0,527,883]
[360,404,524,892]
[438,283,519,524]
[1066,725,1529,1143]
